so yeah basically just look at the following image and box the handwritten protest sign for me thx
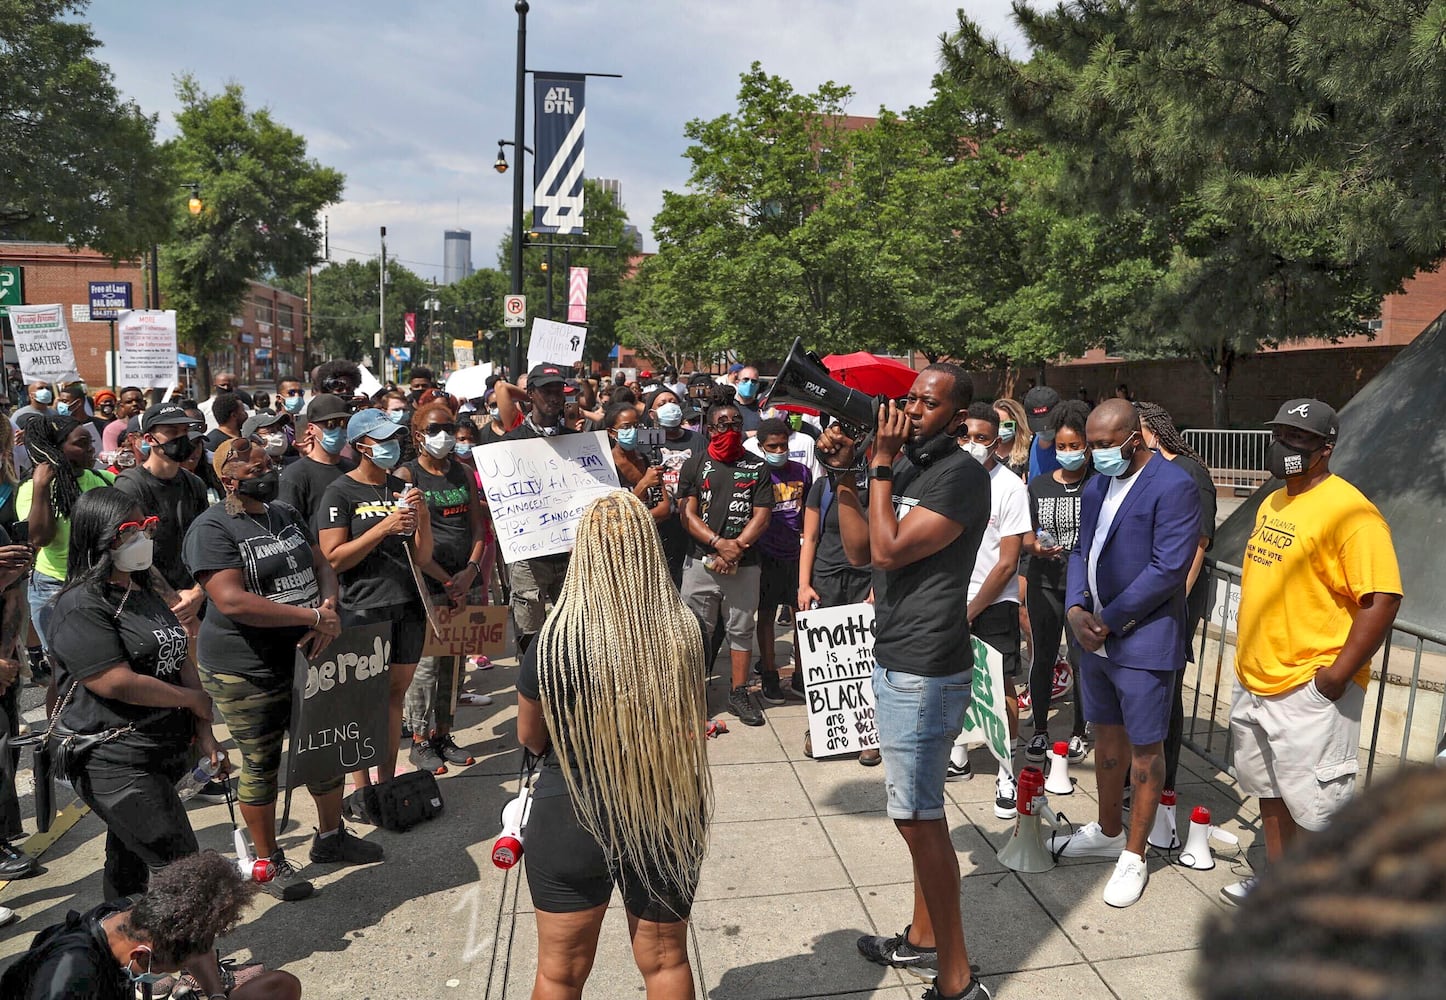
[796,603,879,758]
[526,317,587,370]
[422,603,509,659]
[958,636,1011,768]
[116,310,178,388]
[286,623,392,788]
[8,304,80,385]
[473,431,621,563]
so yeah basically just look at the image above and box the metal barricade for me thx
[1183,560,1446,784]
[1181,429,1272,490]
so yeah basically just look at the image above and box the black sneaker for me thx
[0,838,38,879]
[729,685,764,726]
[857,924,939,981]
[786,670,806,700]
[432,733,475,767]
[409,738,448,775]
[400,723,413,744]
[260,851,314,901]
[752,657,764,678]
[946,758,972,781]
[342,788,376,826]
[309,823,385,865]
[1024,732,1050,763]
[193,778,232,804]
[923,977,991,1000]
[759,671,787,705]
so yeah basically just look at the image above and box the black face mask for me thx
[1268,440,1321,480]
[159,435,195,463]
[236,470,280,504]
[903,426,964,468]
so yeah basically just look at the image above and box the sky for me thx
[86,1,1029,283]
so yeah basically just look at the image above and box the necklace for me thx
[244,505,274,537]
[1062,478,1084,494]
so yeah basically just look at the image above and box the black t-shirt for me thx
[113,466,210,591]
[1171,453,1216,628]
[0,900,130,1000]
[314,473,419,612]
[49,583,194,762]
[477,421,508,445]
[279,454,354,523]
[805,474,872,580]
[502,419,578,442]
[1025,471,1090,591]
[675,450,773,566]
[872,449,991,677]
[403,458,475,589]
[205,428,237,452]
[183,501,320,682]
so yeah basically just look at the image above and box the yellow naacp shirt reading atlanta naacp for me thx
[1235,474,1401,696]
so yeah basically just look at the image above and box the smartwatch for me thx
[868,465,894,482]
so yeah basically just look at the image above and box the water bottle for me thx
[175,756,220,801]
[1037,529,1059,550]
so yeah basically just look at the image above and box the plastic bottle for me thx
[1037,529,1059,550]
[175,757,220,801]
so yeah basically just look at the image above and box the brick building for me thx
[0,242,309,393]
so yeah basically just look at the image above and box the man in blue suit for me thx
[1050,399,1201,908]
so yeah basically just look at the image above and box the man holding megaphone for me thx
[818,365,994,1000]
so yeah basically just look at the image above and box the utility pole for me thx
[378,226,387,380]
[509,0,529,379]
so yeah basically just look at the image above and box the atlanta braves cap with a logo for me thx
[1267,398,1339,440]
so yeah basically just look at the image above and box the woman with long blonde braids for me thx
[517,489,712,1000]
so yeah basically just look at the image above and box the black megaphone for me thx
[762,339,881,471]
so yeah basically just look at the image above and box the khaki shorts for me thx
[1230,677,1364,831]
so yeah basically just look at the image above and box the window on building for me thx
[253,298,275,325]
[278,303,295,331]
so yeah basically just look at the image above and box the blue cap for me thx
[346,407,407,444]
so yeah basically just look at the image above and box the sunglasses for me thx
[424,423,457,435]
[313,417,348,430]
[116,515,159,541]
[321,377,356,394]
[710,418,744,430]
[284,388,306,397]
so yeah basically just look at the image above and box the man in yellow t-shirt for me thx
[1226,399,1402,907]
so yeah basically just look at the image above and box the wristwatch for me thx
[868,465,893,482]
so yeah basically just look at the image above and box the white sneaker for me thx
[0,905,15,927]
[1103,851,1148,907]
[1046,821,1127,859]
[994,772,1017,820]
[1220,876,1257,907]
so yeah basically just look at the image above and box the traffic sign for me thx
[0,266,22,316]
[503,293,527,328]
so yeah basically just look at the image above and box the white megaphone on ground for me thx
[492,782,534,870]
[232,825,275,883]
[1148,789,1180,850]
[1178,805,1240,870]
[1045,741,1073,795]
[998,767,1066,873]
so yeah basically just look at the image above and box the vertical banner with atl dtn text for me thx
[533,73,585,234]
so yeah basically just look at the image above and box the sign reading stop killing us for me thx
[796,603,880,758]
[285,623,392,788]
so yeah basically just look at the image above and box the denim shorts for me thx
[873,663,972,821]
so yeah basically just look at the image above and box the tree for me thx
[161,75,343,392]
[943,1,1446,424]
[275,257,428,367]
[0,0,171,257]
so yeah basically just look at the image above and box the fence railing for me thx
[1182,429,1273,491]
[1183,560,1446,784]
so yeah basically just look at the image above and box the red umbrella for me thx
[771,350,919,415]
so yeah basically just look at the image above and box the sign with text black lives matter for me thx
[8,304,81,385]
[285,623,392,789]
[796,603,880,758]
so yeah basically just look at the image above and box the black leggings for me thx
[1026,576,1085,738]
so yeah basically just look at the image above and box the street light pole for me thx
[378,226,387,380]
[509,0,530,380]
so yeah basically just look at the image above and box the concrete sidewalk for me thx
[0,659,1259,999]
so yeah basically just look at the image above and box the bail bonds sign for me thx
[533,73,585,234]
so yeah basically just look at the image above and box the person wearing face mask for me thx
[114,404,210,637]
[750,418,812,706]
[317,407,433,815]
[48,489,225,900]
[1054,399,1200,909]
[12,382,56,426]
[647,390,703,586]
[992,397,1032,481]
[677,402,774,726]
[604,403,670,521]
[55,384,105,465]
[1022,401,1092,767]
[279,393,355,524]
[733,364,765,435]
[183,439,376,901]
[91,389,120,435]
[1023,385,1064,479]
[397,403,490,775]
[1223,399,1401,908]
[242,410,298,467]
[277,374,307,418]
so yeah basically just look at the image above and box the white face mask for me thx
[113,534,155,572]
[422,430,456,459]
[962,441,992,465]
[263,431,287,457]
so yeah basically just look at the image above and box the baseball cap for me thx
[242,411,287,438]
[346,407,407,444]
[527,363,567,388]
[306,393,351,422]
[1267,398,1338,440]
[1022,386,1062,433]
[727,362,744,374]
[140,402,195,433]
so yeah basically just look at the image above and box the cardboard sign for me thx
[445,362,493,403]
[421,603,510,659]
[472,430,621,564]
[8,304,80,385]
[527,317,587,371]
[958,637,1012,768]
[116,310,178,388]
[285,623,393,789]
[797,603,880,758]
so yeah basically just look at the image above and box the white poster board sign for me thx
[116,310,178,388]
[356,363,384,398]
[796,604,880,758]
[8,304,80,385]
[526,318,587,371]
[957,637,1012,768]
[445,363,494,403]
[472,430,621,563]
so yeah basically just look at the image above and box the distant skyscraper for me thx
[595,178,623,208]
[443,229,473,284]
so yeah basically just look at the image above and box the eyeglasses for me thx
[425,423,456,435]
[710,419,744,430]
[321,377,356,394]
[116,515,159,541]
[999,421,1016,434]
[314,417,348,430]
[284,388,305,397]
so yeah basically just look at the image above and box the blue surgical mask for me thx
[763,450,789,468]
[366,438,401,469]
[656,403,683,428]
[1056,449,1087,472]
[139,441,152,459]
[1091,433,1137,478]
[55,401,70,416]
[737,380,758,401]
[489,407,501,424]
[34,389,53,405]
[320,427,346,456]
[615,427,639,451]
[284,395,304,414]
[385,408,406,424]
[999,421,1017,442]
[454,442,473,459]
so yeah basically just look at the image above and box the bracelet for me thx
[468,560,482,574]
[312,607,322,628]
[708,534,720,549]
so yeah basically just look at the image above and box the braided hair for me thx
[21,413,87,519]
[1135,401,1204,466]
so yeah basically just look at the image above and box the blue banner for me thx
[532,73,585,235]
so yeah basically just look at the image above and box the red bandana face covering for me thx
[708,429,745,462]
